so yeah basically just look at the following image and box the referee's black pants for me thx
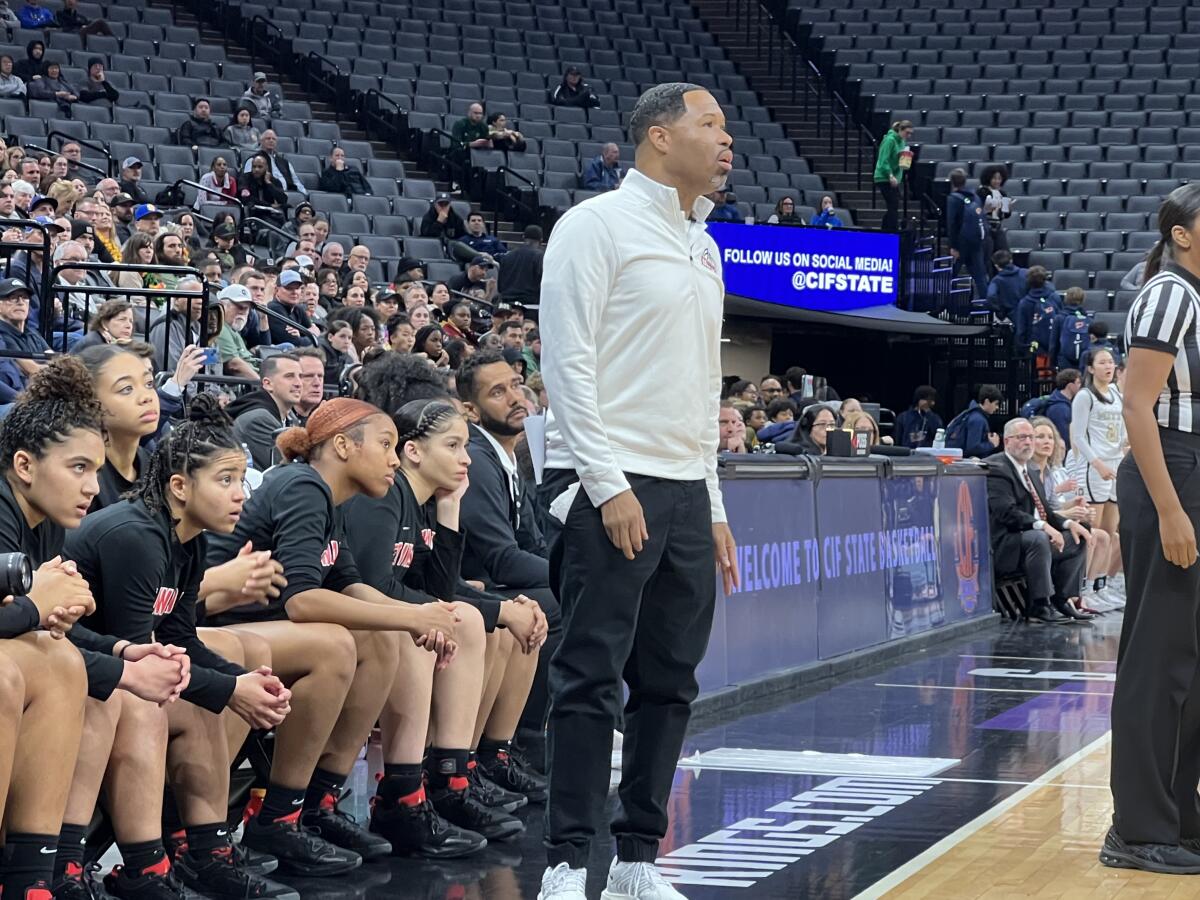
[1112,428,1200,844]
[544,472,715,868]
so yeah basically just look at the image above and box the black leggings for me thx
[878,181,901,232]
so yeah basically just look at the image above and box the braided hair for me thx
[393,398,463,466]
[0,357,102,472]
[133,393,241,515]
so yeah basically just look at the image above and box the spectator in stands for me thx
[21,158,40,187]
[72,298,134,352]
[487,112,526,152]
[497,319,524,352]
[13,39,42,82]
[10,180,32,215]
[581,143,622,192]
[401,281,429,311]
[345,245,371,277]
[320,241,345,271]
[147,277,207,372]
[211,221,253,269]
[450,256,497,302]
[393,257,425,286]
[118,158,148,204]
[9,217,63,327]
[373,287,399,320]
[321,318,355,380]
[110,191,135,241]
[420,193,467,241]
[810,196,843,228]
[293,346,325,420]
[0,55,24,97]
[946,168,988,298]
[759,375,785,403]
[318,147,371,196]
[462,212,507,257]
[266,268,316,344]
[986,249,1027,322]
[766,196,803,225]
[177,97,223,148]
[28,61,78,111]
[727,379,760,403]
[413,324,448,366]
[441,301,475,345]
[55,0,111,35]
[379,313,409,354]
[874,120,912,233]
[62,142,90,185]
[522,328,540,374]
[947,384,1002,458]
[132,203,162,238]
[1120,258,1146,292]
[339,305,382,357]
[986,417,1090,623]
[15,0,52,29]
[1050,287,1093,370]
[791,404,838,455]
[0,182,16,220]
[146,230,186,291]
[238,152,289,222]
[452,101,493,152]
[978,165,1012,256]
[316,265,340,305]
[706,188,740,221]
[497,225,543,305]
[893,385,944,448]
[408,304,432,329]
[742,404,768,435]
[244,130,306,195]
[0,3,16,28]
[222,103,260,151]
[79,57,118,105]
[428,280,450,307]
[550,66,600,108]
[757,398,797,443]
[194,157,236,211]
[117,232,153,295]
[175,210,201,257]
[95,176,119,204]
[0,277,48,384]
[227,352,303,468]
[784,365,839,404]
[1015,265,1061,357]
[241,69,280,113]
[718,400,749,452]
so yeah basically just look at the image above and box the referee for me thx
[537,83,739,900]
[1105,182,1200,875]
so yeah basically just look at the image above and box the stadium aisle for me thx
[260,616,1121,899]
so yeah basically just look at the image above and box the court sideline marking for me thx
[875,682,1112,696]
[959,653,1116,664]
[849,731,1112,899]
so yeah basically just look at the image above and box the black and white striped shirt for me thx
[1125,263,1200,433]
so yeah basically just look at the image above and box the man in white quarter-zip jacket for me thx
[536,82,740,900]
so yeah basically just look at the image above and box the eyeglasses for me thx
[1008,434,1034,441]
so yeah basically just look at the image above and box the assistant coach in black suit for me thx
[987,417,1092,622]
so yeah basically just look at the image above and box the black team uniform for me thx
[64,500,300,900]
[205,463,384,870]
[90,445,150,511]
[342,475,527,852]
[0,478,170,900]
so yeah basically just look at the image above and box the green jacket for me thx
[451,117,489,149]
[874,129,908,184]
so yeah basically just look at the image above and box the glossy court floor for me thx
[261,614,1161,899]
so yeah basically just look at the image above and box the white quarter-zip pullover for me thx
[540,168,727,523]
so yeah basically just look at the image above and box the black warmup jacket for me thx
[0,477,125,699]
[342,474,505,630]
[68,500,245,713]
[460,424,549,590]
[205,463,361,624]
[90,446,150,512]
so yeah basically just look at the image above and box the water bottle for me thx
[932,428,946,450]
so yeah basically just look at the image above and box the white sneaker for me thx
[1099,587,1125,610]
[602,859,688,900]
[1109,573,1126,594]
[1081,589,1111,612]
[539,863,588,900]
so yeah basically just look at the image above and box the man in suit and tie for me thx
[987,417,1092,622]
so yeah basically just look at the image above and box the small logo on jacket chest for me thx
[698,248,718,273]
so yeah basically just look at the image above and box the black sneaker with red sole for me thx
[299,792,392,861]
[174,846,298,900]
[102,858,185,900]
[241,811,362,878]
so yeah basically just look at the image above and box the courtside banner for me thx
[707,221,901,312]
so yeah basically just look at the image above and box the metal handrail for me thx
[22,133,112,180]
